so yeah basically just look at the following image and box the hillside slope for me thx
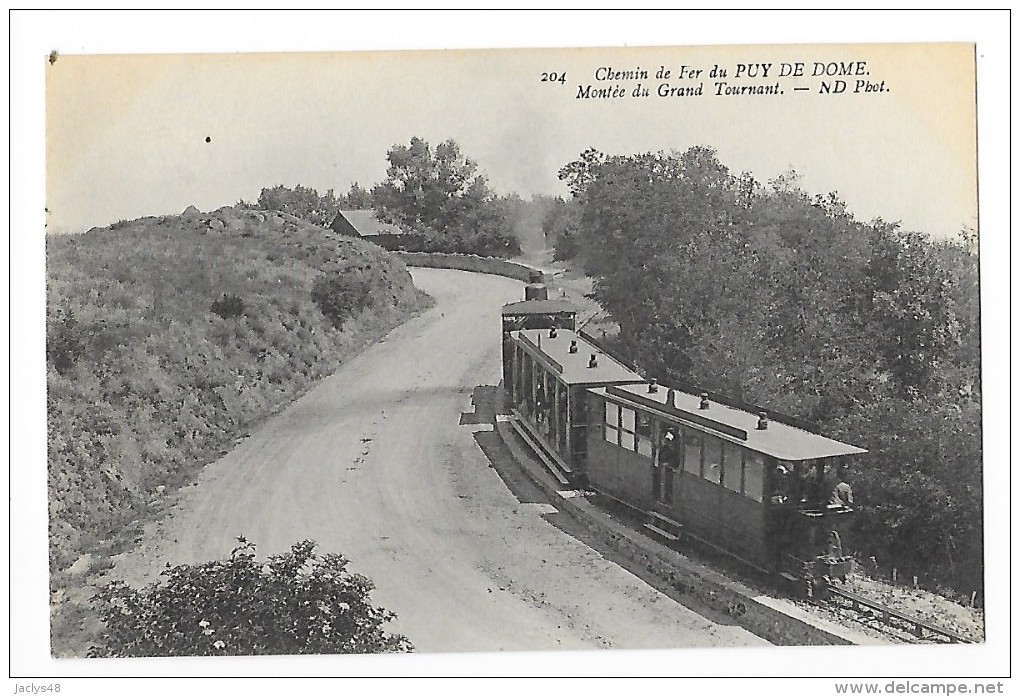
[46,205,431,578]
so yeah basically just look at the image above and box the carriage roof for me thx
[510,328,643,387]
[591,382,867,461]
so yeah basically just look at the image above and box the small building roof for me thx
[591,382,867,461]
[333,209,404,237]
[502,299,578,316]
[511,328,644,387]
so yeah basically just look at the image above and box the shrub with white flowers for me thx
[88,537,412,657]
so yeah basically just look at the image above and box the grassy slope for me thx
[46,206,432,583]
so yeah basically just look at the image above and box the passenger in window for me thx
[706,462,721,484]
[535,383,547,426]
[770,464,790,505]
[829,468,854,509]
[636,414,652,437]
[704,439,723,484]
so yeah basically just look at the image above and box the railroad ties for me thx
[825,585,976,644]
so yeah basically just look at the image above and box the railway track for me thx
[822,585,977,644]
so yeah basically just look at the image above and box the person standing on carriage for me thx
[660,428,681,470]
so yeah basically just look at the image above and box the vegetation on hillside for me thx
[89,537,412,657]
[242,182,374,228]
[550,146,982,595]
[46,206,431,578]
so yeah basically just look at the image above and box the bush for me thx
[210,294,245,319]
[311,272,373,328]
[88,538,412,657]
[552,230,580,262]
[46,308,87,375]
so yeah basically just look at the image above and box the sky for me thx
[45,34,979,240]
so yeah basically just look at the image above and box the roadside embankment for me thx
[46,206,432,582]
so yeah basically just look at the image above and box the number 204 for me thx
[541,72,566,84]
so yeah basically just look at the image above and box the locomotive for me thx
[500,272,866,585]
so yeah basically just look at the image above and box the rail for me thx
[826,585,976,644]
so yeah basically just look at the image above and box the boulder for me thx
[181,205,201,220]
[67,553,95,578]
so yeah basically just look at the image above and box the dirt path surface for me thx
[110,267,768,652]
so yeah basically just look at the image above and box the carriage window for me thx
[703,436,723,484]
[723,442,743,493]
[683,428,703,476]
[605,400,618,426]
[743,453,764,502]
[604,400,620,445]
[635,413,653,458]
[617,407,636,451]
[620,407,635,432]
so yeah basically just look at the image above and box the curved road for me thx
[113,268,768,652]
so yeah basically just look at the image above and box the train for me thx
[500,271,866,589]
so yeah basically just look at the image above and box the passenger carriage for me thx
[499,275,867,580]
[587,382,866,576]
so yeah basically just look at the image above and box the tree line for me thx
[244,137,521,258]
[547,146,982,596]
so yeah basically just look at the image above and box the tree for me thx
[373,137,520,257]
[336,182,374,209]
[540,197,582,261]
[557,145,983,594]
[557,147,606,198]
[88,538,412,657]
[866,227,963,395]
[373,137,475,231]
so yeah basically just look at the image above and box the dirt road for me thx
[111,267,768,652]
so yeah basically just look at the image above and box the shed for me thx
[330,209,405,238]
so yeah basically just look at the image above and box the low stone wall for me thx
[495,419,855,647]
[392,251,539,282]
